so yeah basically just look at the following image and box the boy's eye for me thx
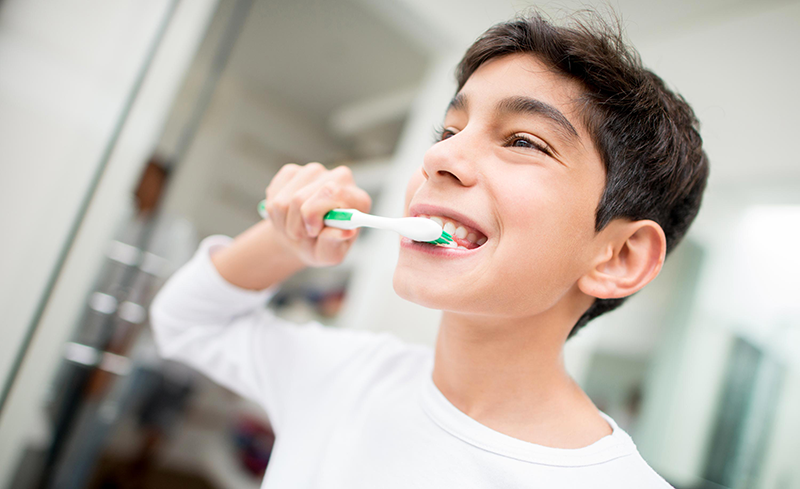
[432,125,457,143]
[510,137,533,148]
[504,133,553,157]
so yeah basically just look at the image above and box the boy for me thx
[150,10,708,488]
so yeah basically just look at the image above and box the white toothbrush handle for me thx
[323,209,388,230]
[259,200,443,242]
[324,209,442,241]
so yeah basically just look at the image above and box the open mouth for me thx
[417,214,488,250]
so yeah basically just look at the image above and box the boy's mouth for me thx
[417,214,488,250]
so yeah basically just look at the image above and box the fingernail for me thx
[306,224,315,236]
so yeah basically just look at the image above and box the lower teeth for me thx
[435,242,473,250]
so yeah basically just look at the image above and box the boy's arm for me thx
[209,218,305,291]
[149,162,379,431]
[148,232,393,433]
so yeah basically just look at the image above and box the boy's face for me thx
[394,53,608,320]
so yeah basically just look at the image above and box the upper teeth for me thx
[423,215,487,245]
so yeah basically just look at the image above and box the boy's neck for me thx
[431,305,612,449]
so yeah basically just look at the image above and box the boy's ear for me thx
[577,219,667,300]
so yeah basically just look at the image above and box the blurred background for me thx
[1,0,798,487]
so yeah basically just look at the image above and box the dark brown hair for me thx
[456,10,709,338]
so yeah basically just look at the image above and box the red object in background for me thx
[230,415,276,477]
[134,157,170,215]
[318,288,346,318]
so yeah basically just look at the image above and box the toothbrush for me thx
[257,199,453,245]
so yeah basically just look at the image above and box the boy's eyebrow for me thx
[496,96,579,142]
[448,92,467,112]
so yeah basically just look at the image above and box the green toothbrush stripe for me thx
[323,210,353,221]
[427,230,453,244]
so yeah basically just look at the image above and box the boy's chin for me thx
[392,268,462,311]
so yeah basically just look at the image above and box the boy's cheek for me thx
[403,166,426,216]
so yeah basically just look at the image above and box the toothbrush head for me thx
[425,230,454,245]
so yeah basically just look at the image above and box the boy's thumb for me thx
[318,226,357,242]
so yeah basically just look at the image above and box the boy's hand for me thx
[263,162,372,267]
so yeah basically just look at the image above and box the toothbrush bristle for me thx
[425,230,453,245]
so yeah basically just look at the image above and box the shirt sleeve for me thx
[148,234,397,434]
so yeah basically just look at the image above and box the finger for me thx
[284,178,330,241]
[264,163,300,230]
[265,163,300,202]
[278,162,327,198]
[270,163,326,238]
[352,187,372,213]
[328,164,355,185]
[301,183,372,238]
[315,226,359,265]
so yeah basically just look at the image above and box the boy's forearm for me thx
[210,219,307,291]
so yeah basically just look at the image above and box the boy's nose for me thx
[421,132,479,188]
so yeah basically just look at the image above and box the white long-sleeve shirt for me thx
[149,234,673,488]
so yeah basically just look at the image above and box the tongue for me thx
[452,235,481,249]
